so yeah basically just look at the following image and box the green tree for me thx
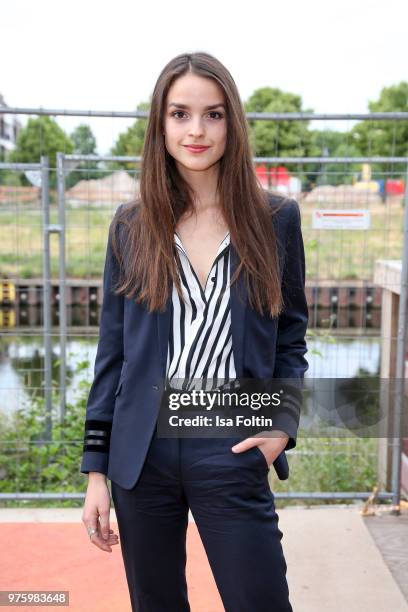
[65,124,106,189]
[350,81,408,178]
[244,87,314,187]
[307,129,361,187]
[7,116,73,188]
[109,101,149,177]
[71,123,97,155]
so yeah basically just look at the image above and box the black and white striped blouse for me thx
[165,231,237,392]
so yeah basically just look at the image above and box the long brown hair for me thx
[111,51,288,318]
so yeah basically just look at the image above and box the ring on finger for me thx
[87,527,98,539]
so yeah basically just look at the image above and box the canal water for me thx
[0,310,381,416]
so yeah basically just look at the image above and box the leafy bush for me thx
[0,360,91,508]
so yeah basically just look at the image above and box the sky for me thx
[1,0,407,155]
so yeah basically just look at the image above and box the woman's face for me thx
[163,73,227,176]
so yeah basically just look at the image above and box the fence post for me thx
[56,152,67,422]
[41,155,52,440]
[391,163,408,512]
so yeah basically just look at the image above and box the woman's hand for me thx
[231,430,289,466]
[82,473,119,553]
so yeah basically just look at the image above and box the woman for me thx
[81,51,308,612]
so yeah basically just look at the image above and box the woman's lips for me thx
[183,145,210,153]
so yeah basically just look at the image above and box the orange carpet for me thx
[1,522,223,611]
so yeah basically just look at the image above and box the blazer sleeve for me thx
[271,199,309,451]
[80,204,125,476]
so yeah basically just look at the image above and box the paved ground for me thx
[363,508,408,603]
[1,504,407,612]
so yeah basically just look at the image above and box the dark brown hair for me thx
[111,51,287,318]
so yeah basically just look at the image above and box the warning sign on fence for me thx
[312,209,371,230]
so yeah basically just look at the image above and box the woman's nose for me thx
[188,119,204,137]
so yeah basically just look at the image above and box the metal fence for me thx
[0,107,407,509]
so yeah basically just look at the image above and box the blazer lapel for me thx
[157,284,172,381]
[156,241,247,380]
[229,242,247,378]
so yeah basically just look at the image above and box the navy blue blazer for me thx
[80,193,309,489]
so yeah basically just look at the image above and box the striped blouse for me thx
[165,231,237,392]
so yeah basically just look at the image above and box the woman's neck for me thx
[176,162,220,212]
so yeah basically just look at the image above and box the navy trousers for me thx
[111,428,293,612]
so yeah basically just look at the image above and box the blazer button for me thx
[152,384,159,390]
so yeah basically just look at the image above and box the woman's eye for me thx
[208,111,223,119]
[171,111,224,120]
[172,111,186,119]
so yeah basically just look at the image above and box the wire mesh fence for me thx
[0,107,407,507]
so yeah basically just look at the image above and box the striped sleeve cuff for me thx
[82,419,112,454]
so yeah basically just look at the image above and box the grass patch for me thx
[0,202,404,280]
